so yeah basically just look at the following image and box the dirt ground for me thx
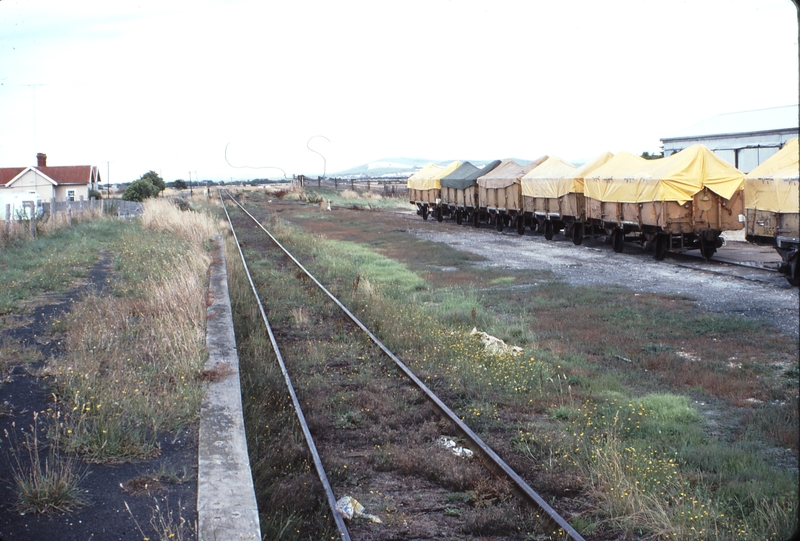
[393,210,799,337]
[0,259,197,541]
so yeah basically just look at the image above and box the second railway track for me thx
[221,192,585,541]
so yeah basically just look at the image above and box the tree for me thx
[170,179,187,190]
[139,171,166,194]
[121,178,159,202]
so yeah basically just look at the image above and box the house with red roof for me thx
[0,153,101,218]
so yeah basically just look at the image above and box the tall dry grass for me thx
[140,198,218,249]
[45,198,219,461]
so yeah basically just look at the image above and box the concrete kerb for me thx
[197,235,261,540]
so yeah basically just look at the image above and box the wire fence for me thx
[1,198,144,246]
[292,176,409,197]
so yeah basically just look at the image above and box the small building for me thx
[0,153,102,218]
[661,105,799,173]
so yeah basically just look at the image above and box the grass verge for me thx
[42,198,217,461]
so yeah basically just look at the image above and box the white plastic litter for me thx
[438,436,474,458]
[470,327,523,356]
[335,496,382,523]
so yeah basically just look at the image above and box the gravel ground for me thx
[401,213,799,337]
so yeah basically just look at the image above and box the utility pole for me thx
[106,161,111,198]
[189,171,193,196]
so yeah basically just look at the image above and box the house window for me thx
[67,190,75,202]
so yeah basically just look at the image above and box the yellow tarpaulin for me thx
[520,157,576,198]
[584,145,743,204]
[407,161,462,190]
[744,138,799,214]
[571,152,614,194]
[478,156,548,189]
[584,151,649,202]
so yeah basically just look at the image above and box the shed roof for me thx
[663,105,799,141]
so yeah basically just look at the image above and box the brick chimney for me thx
[36,153,47,167]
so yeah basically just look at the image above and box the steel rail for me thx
[219,193,351,541]
[222,191,586,541]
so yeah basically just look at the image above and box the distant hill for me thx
[332,157,530,179]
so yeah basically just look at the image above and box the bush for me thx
[89,189,102,200]
[122,179,159,202]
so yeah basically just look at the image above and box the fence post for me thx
[67,206,72,226]
[367,179,370,191]
[334,178,338,189]
[29,204,36,238]
[351,179,354,189]
[4,204,10,239]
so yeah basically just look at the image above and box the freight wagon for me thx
[744,137,799,286]
[521,153,613,244]
[439,160,501,225]
[408,162,461,221]
[475,157,547,231]
[583,145,745,259]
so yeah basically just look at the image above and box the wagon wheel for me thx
[572,223,584,245]
[421,206,429,221]
[472,211,480,228]
[612,228,624,253]
[496,215,504,232]
[544,221,554,240]
[787,257,800,287]
[456,210,463,225]
[699,237,716,260]
[516,217,525,235]
[436,207,443,223]
[654,234,667,260]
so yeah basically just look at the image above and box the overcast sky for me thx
[0,0,797,182]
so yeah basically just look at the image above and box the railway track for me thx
[220,191,586,541]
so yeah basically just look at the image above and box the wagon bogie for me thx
[585,187,742,258]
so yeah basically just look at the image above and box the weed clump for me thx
[5,413,88,514]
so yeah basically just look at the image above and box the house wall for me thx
[0,170,56,219]
[54,185,88,202]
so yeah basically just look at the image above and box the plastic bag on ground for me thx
[438,436,474,458]
[470,327,523,356]
[335,496,382,523]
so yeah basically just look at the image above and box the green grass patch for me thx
[0,219,130,313]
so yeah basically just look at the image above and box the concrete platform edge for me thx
[197,235,261,540]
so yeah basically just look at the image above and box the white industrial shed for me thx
[661,104,799,173]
